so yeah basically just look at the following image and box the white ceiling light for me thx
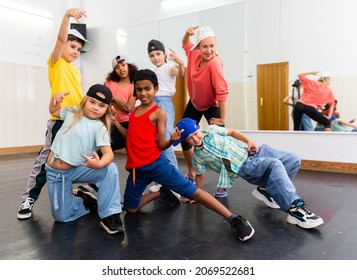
[0,3,54,21]
[160,0,206,9]
[160,0,245,11]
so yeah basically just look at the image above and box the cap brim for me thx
[190,43,199,51]
[68,29,92,52]
[173,139,182,146]
[81,40,92,52]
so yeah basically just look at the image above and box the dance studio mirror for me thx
[117,0,357,133]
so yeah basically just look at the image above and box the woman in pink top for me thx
[293,71,335,131]
[180,25,229,193]
[104,54,138,151]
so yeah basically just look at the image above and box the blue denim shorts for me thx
[124,155,197,209]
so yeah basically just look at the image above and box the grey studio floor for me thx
[0,152,356,260]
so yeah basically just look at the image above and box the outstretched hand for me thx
[67,8,87,23]
[168,48,184,65]
[170,127,185,143]
[187,26,199,36]
[52,92,69,106]
[81,151,101,169]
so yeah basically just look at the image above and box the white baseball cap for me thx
[318,72,331,78]
[111,54,131,69]
[68,29,92,52]
[190,26,216,51]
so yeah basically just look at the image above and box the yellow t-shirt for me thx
[47,55,83,120]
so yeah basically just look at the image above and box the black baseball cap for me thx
[133,69,159,97]
[86,84,112,104]
[147,39,165,53]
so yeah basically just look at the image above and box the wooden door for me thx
[257,62,289,130]
[172,73,187,125]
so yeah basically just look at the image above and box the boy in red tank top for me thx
[123,69,255,242]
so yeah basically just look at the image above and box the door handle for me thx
[260,97,263,106]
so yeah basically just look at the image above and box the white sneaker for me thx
[148,184,181,200]
[148,184,161,193]
[17,197,35,220]
[287,199,324,229]
[252,186,280,209]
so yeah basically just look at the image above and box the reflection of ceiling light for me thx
[116,30,128,38]
[0,3,54,21]
[160,0,242,10]
[160,0,206,8]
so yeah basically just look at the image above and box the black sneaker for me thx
[77,185,97,200]
[228,215,255,241]
[88,183,98,192]
[99,213,124,234]
[252,186,280,209]
[17,197,35,220]
[287,199,324,229]
[159,186,181,207]
[74,187,97,211]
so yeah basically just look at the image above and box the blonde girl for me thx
[45,84,124,235]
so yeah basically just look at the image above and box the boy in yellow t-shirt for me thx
[17,8,92,220]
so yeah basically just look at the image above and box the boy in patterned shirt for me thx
[173,118,324,230]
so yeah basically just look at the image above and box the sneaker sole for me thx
[239,221,255,242]
[160,187,181,206]
[99,221,125,235]
[171,190,181,201]
[287,214,324,229]
[214,192,228,198]
[17,212,32,220]
[252,189,280,209]
[148,185,161,193]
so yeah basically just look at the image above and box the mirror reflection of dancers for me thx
[293,71,335,131]
[283,79,313,131]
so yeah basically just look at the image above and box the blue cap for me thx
[173,118,200,146]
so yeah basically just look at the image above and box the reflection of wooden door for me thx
[172,73,187,125]
[257,62,289,130]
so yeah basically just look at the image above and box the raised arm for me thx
[169,48,185,78]
[298,71,318,79]
[182,26,198,46]
[51,8,87,64]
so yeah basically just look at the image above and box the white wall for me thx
[0,0,356,165]
[0,0,75,147]
[242,131,356,164]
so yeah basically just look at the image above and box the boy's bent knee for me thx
[191,188,207,201]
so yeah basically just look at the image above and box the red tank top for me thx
[125,105,161,169]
